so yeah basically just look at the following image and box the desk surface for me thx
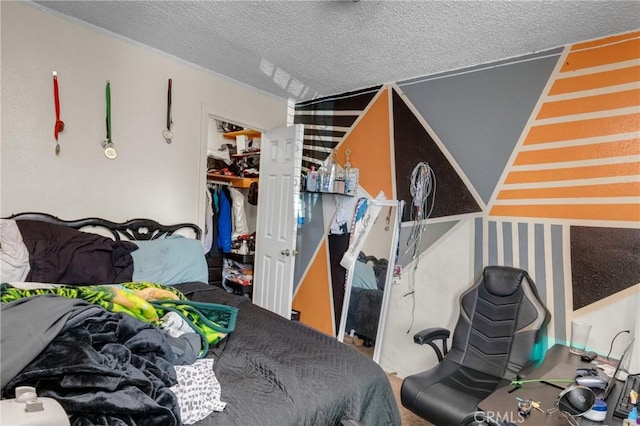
[479,345,624,425]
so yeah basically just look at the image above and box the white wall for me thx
[379,219,474,378]
[1,2,287,229]
[379,218,640,377]
[570,285,640,375]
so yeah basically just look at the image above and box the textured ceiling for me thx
[34,1,640,101]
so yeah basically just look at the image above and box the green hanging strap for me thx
[102,81,117,159]
[105,82,111,143]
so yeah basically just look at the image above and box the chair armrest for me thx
[413,327,451,362]
[413,327,450,344]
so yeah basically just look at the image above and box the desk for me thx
[479,345,624,425]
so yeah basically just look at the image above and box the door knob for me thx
[280,249,299,256]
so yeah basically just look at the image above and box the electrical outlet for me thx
[392,264,402,285]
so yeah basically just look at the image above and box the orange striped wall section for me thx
[490,31,640,222]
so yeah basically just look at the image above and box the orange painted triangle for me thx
[336,88,394,199]
[292,239,334,336]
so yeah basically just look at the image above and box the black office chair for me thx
[400,266,550,426]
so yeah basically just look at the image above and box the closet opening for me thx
[202,113,262,299]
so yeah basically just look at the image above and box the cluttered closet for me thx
[204,119,261,298]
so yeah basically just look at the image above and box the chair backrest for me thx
[446,266,550,380]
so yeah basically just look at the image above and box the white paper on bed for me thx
[0,219,31,282]
[171,358,227,424]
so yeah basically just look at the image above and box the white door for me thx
[253,124,303,318]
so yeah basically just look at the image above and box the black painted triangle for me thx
[570,226,640,310]
[393,89,481,221]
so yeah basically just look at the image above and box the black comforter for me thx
[2,283,401,426]
[2,297,180,426]
[178,282,401,426]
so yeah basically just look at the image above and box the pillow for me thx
[131,235,208,285]
[0,219,31,282]
[16,219,136,284]
[351,260,378,290]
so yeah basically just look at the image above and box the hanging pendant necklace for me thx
[52,71,65,155]
[101,81,117,159]
[163,78,173,143]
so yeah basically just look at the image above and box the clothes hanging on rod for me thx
[206,186,220,258]
[204,188,214,253]
[228,187,249,239]
[217,187,232,253]
[206,184,233,256]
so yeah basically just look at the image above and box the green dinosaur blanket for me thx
[1,282,238,355]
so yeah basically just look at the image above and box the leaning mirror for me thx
[337,199,401,364]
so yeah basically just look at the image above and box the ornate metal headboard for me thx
[5,212,202,241]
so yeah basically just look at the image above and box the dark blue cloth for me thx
[217,187,232,253]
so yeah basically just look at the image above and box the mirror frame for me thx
[337,199,402,364]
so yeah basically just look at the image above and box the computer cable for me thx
[606,329,630,361]
[404,162,436,334]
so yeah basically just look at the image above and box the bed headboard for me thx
[5,212,202,241]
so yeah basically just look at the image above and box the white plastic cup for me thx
[569,321,592,355]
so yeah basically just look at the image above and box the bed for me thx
[0,213,401,426]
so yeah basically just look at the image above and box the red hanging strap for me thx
[53,72,64,140]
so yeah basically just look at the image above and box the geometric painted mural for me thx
[294,86,381,173]
[392,89,481,221]
[293,192,326,291]
[397,49,562,205]
[396,220,459,268]
[491,31,640,222]
[291,238,334,336]
[293,30,640,345]
[570,226,640,310]
[337,89,394,199]
[292,86,392,336]
[473,218,568,343]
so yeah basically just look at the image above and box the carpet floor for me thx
[347,340,431,425]
[386,372,432,426]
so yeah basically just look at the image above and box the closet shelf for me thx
[224,252,254,264]
[223,130,261,140]
[207,173,258,189]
